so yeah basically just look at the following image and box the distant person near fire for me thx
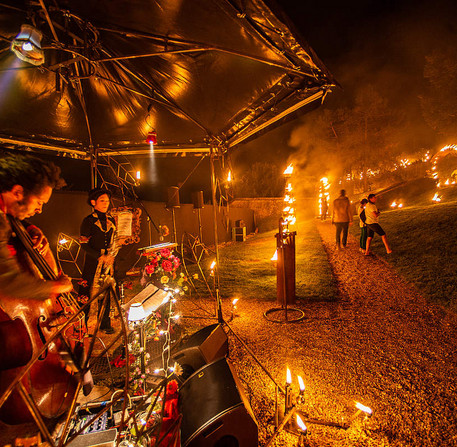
[358,198,368,254]
[332,189,353,249]
[321,197,328,221]
[364,193,392,256]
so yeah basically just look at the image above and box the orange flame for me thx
[296,414,307,432]
[286,367,292,384]
[355,402,372,415]
[283,164,294,175]
[298,375,305,393]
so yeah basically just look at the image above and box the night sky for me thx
[233,0,457,177]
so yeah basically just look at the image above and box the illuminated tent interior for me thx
[0,0,336,164]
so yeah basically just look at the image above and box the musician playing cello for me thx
[0,154,72,301]
[79,188,117,334]
[0,154,74,443]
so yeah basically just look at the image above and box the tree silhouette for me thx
[420,47,457,141]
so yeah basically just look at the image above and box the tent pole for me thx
[210,146,222,322]
[90,145,97,188]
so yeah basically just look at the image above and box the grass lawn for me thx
[217,219,337,302]
[350,199,457,308]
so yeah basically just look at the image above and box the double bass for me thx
[0,216,84,433]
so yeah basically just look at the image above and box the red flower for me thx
[173,257,180,268]
[144,264,156,275]
[160,248,171,258]
[162,259,173,272]
[167,380,179,397]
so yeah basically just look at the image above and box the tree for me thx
[420,47,457,141]
[235,162,285,197]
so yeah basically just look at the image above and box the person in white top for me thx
[365,193,392,256]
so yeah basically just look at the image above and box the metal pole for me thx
[210,147,222,322]
[90,144,97,188]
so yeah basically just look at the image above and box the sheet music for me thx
[123,284,169,316]
[116,211,133,237]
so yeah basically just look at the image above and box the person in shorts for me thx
[365,193,392,256]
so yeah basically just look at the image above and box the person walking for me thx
[358,198,368,254]
[364,193,392,256]
[321,197,328,221]
[332,189,353,249]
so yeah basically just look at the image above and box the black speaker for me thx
[192,190,204,209]
[179,358,258,447]
[172,324,228,382]
[166,186,180,208]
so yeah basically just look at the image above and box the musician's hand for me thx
[99,254,115,267]
[27,225,50,255]
[51,275,73,294]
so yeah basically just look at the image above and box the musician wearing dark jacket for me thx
[79,188,116,334]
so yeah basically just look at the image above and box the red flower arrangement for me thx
[142,247,186,289]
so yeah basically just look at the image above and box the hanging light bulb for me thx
[146,130,157,149]
[11,24,44,66]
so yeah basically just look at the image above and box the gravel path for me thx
[180,221,457,447]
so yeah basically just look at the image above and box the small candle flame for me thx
[283,164,293,175]
[390,201,397,208]
[59,238,68,245]
[286,367,292,385]
[232,298,239,306]
[355,402,372,415]
[297,375,305,393]
[210,260,216,269]
[227,170,232,182]
[271,250,278,261]
[136,170,141,180]
[296,414,307,432]
[432,193,441,202]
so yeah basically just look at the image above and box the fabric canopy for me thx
[0,0,335,158]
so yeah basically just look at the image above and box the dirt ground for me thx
[178,220,457,447]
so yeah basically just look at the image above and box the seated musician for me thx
[79,188,117,334]
[0,154,72,301]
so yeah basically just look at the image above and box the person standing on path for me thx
[332,189,353,249]
[365,193,392,256]
[358,198,368,254]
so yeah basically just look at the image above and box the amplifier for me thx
[232,227,246,242]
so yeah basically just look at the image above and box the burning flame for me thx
[355,402,372,415]
[136,170,141,180]
[390,201,397,208]
[297,375,305,393]
[227,170,232,182]
[59,238,68,245]
[296,414,307,433]
[432,193,442,202]
[210,260,216,270]
[286,367,292,385]
[232,298,239,306]
[283,164,293,175]
[271,250,278,262]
